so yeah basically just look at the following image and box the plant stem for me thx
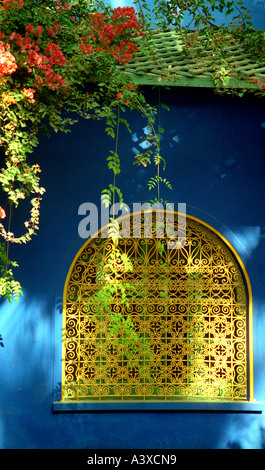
[157,86,161,203]
[5,203,12,271]
[113,106,120,220]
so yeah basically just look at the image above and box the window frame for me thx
[53,210,260,413]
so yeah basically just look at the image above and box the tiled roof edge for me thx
[119,30,265,90]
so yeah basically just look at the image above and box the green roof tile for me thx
[120,30,265,89]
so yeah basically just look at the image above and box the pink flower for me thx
[9,32,18,41]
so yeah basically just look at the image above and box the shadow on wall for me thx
[0,283,265,448]
[0,293,54,448]
[225,405,265,449]
[223,225,265,265]
[222,225,265,295]
[220,225,265,448]
[226,418,265,449]
[0,293,53,384]
[0,293,89,449]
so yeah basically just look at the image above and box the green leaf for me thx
[106,151,120,175]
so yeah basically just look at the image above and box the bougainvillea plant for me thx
[0,0,156,301]
[0,0,265,302]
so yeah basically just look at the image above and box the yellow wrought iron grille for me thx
[62,211,253,402]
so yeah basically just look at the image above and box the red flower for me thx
[44,42,67,66]
[116,93,122,99]
[26,24,34,32]
[2,0,23,10]
[35,26,43,37]
[79,43,92,54]
[253,78,259,84]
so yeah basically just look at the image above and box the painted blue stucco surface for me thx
[1,85,265,450]
[1,0,265,449]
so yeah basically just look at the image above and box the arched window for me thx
[61,210,253,403]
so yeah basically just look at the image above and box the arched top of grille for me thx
[65,210,251,303]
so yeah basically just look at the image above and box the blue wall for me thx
[1,83,265,450]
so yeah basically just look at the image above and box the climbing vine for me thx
[0,0,153,301]
[0,0,265,302]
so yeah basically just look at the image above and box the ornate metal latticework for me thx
[62,211,253,402]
